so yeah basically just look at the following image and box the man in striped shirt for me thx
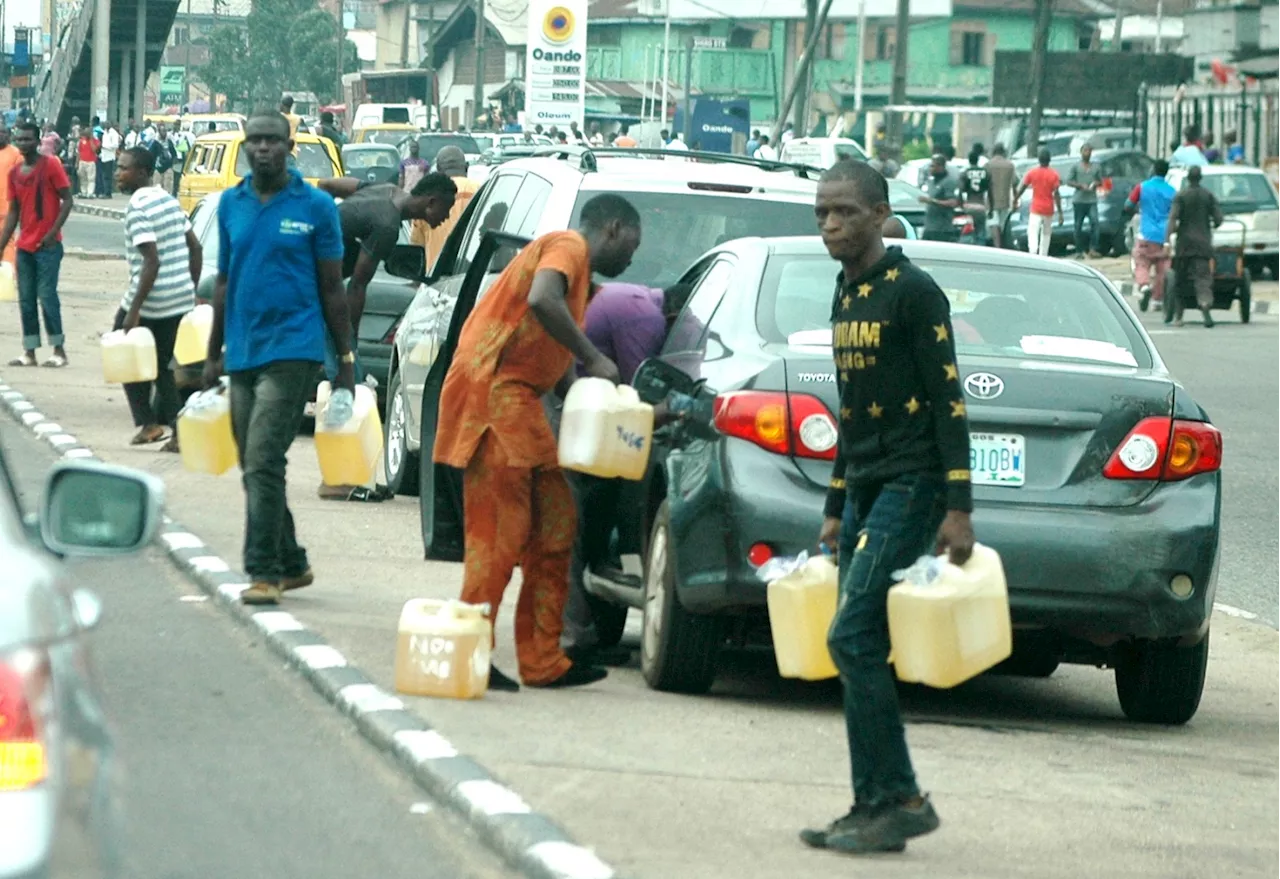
[114,146,202,449]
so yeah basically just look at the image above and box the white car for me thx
[1167,165,1280,279]
[778,136,868,170]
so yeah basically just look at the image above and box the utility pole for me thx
[793,0,818,137]
[853,0,866,114]
[660,0,671,129]
[771,0,835,145]
[1153,0,1163,52]
[885,0,910,159]
[336,0,345,105]
[1110,0,1123,51]
[472,0,485,128]
[1027,0,1053,153]
[681,35,693,146]
[401,0,411,67]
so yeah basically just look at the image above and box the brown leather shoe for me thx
[281,568,315,592]
[241,582,281,605]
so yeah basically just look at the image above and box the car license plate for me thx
[304,401,316,418]
[970,432,1025,487]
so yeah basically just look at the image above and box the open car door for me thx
[417,229,534,561]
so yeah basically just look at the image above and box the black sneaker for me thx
[827,795,940,854]
[488,666,521,692]
[1138,285,1152,312]
[533,663,607,689]
[800,804,899,850]
[565,644,633,667]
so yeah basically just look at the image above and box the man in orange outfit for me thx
[0,125,21,269]
[433,194,642,691]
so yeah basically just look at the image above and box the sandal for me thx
[41,354,67,368]
[160,436,180,453]
[318,485,389,503]
[131,425,167,446]
[7,354,35,366]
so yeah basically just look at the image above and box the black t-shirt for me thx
[960,165,989,207]
[337,183,402,264]
[825,247,973,515]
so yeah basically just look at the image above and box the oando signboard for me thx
[524,0,587,129]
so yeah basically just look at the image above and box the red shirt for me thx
[8,157,71,253]
[1022,166,1061,216]
[78,136,99,163]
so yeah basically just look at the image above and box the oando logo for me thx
[542,6,575,43]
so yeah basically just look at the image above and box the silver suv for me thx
[381,149,824,496]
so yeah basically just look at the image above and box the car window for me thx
[888,179,926,210]
[757,254,1151,368]
[235,142,336,179]
[195,197,221,268]
[569,191,817,290]
[411,134,482,164]
[833,142,868,161]
[344,148,399,170]
[491,175,552,272]
[457,173,524,276]
[362,129,412,147]
[1199,173,1279,210]
[665,258,735,353]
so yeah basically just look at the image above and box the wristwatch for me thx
[340,352,356,364]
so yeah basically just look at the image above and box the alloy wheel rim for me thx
[642,525,667,664]
[387,390,405,478]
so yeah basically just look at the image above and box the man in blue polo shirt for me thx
[202,110,357,606]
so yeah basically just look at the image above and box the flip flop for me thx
[41,354,67,368]
[7,354,35,366]
[131,426,167,446]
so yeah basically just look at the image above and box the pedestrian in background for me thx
[413,145,478,274]
[0,121,72,367]
[958,149,990,245]
[1066,144,1103,257]
[1171,126,1208,167]
[98,121,122,198]
[62,116,81,195]
[0,125,22,270]
[1202,133,1221,164]
[431,195,642,691]
[1166,164,1223,328]
[149,124,178,194]
[804,158,973,854]
[114,145,202,449]
[612,125,638,148]
[1015,148,1063,256]
[755,134,778,161]
[1224,130,1244,164]
[919,154,960,242]
[279,95,302,140]
[76,126,99,198]
[1127,158,1176,314]
[318,110,345,147]
[201,110,356,605]
[985,143,1015,249]
[399,138,429,192]
[38,122,62,159]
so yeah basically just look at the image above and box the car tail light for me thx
[747,542,775,567]
[0,649,50,791]
[712,391,839,460]
[381,319,400,345]
[1103,417,1223,481]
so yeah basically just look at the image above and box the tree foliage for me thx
[200,0,360,108]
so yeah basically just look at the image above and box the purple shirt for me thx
[582,283,667,383]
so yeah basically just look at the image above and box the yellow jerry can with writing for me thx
[767,553,840,681]
[394,599,492,699]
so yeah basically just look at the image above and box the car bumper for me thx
[674,442,1219,642]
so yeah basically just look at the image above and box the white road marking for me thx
[161,532,204,551]
[293,644,348,670]
[11,400,34,411]
[217,581,250,600]
[527,841,616,879]
[179,595,208,603]
[1214,602,1260,621]
[33,422,62,434]
[188,555,230,574]
[338,683,405,714]
[409,802,433,815]
[20,411,43,425]
[48,434,77,446]
[457,779,532,816]
[394,728,459,761]
[62,448,94,459]
[252,611,305,634]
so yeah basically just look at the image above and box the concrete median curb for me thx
[73,201,126,221]
[0,377,621,879]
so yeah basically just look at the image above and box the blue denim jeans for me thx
[1074,201,1100,254]
[830,472,948,808]
[229,360,315,582]
[16,243,65,350]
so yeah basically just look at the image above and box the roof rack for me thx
[528,144,823,179]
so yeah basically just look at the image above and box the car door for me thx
[661,257,736,381]
[418,230,533,561]
[400,172,525,434]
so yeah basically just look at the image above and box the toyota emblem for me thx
[963,372,1005,400]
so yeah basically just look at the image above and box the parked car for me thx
[186,191,416,412]
[1012,127,1136,160]
[471,133,554,154]
[379,150,827,497]
[177,130,342,215]
[1007,149,1154,256]
[400,133,484,169]
[1167,164,1280,279]
[341,143,402,186]
[778,136,868,169]
[1,445,164,878]
[414,233,1221,724]
[350,123,419,147]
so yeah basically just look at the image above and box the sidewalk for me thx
[2,257,1276,879]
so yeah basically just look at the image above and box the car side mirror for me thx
[385,244,426,282]
[41,460,164,557]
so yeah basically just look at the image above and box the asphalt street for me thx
[4,424,516,879]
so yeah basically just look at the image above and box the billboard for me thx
[993,52,1193,112]
[159,66,186,100]
[524,0,586,130]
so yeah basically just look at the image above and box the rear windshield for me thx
[236,142,337,180]
[414,135,481,163]
[362,129,412,147]
[1197,173,1279,212]
[757,254,1151,368]
[344,148,399,170]
[570,190,818,288]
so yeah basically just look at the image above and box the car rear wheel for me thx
[640,500,721,693]
[1238,270,1252,324]
[1114,633,1209,725]
[383,368,420,496]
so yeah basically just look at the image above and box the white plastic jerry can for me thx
[176,388,237,476]
[557,377,655,481]
[0,262,15,302]
[100,327,158,384]
[173,303,213,365]
[393,599,492,699]
[767,554,840,681]
[314,381,384,486]
[887,543,1012,689]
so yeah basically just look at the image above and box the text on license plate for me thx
[970,432,1025,487]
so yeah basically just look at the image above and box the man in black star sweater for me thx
[800,159,974,856]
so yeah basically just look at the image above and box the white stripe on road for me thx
[20,410,43,425]
[457,779,532,816]
[48,434,78,447]
[394,729,459,761]
[62,448,95,459]
[293,644,348,670]
[527,841,616,879]
[1214,602,1260,621]
[189,555,231,574]
[161,531,205,551]
[337,683,405,714]
[217,581,250,600]
[252,611,305,634]
[33,422,62,434]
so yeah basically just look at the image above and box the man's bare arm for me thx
[528,268,618,382]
